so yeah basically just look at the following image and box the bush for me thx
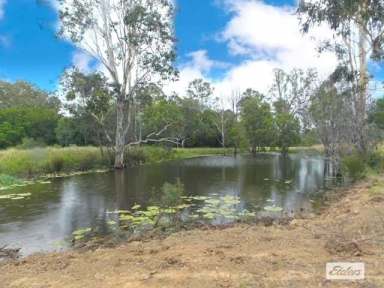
[124,147,147,166]
[0,174,21,187]
[367,150,384,172]
[341,153,367,181]
[48,154,65,174]
[159,179,185,208]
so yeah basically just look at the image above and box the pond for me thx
[0,153,334,256]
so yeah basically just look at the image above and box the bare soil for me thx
[1,177,383,288]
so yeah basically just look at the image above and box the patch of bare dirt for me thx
[1,178,383,288]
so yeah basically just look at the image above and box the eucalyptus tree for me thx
[186,78,214,107]
[269,69,316,153]
[298,0,384,152]
[61,71,115,145]
[310,76,355,169]
[270,68,318,127]
[59,0,177,168]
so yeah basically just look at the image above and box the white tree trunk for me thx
[114,99,126,169]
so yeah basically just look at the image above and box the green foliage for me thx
[0,174,22,187]
[300,129,319,146]
[239,90,275,152]
[125,146,175,165]
[228,122,248,151]
[62,71,112,118]
[298,0,384,61]
[143,99,184,141]
[0,122,24,148]
[341,153,367,181]
[173,147,233,158]
[0,107,59,148]
[0,147,108,177]
[55,118,78,147]
[274,99,301,154]
[369,98,384,129]
[159,180,185,208]
[366,149,384,172]
[17,138,46,149]
[186,79,214,105]
[0,146,231,178]
[0,80,60,110]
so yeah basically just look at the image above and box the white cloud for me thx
[0,0,6,20]
[72,50,94,73]
[186,50,229,73]
[164,49,229,96]
[164,51,207,96]
[168,0,338,104]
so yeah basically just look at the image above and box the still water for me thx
[0,153,331,255]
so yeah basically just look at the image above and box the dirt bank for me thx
[1,177,383,288]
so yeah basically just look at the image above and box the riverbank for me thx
[1,175,383,287]
[0,146,234,189]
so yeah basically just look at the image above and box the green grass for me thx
[0,146,109,178]
[288,145,324,154]
[173,147,234,159]
[0,146,232,183]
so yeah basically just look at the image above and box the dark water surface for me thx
[0,153,331,255]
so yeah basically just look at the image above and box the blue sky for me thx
[0,0,236,90]
[0,0,382,97]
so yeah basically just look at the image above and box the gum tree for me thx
[298,0,384,153]
[59,0,177,168]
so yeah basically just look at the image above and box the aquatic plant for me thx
[0,192,32,200]
[159,180,185,208]
[264,205,284,212]
[72,227,92,241]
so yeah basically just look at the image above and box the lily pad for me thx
[264,205,284,212]
[11,196,25,200]
[72,227,92,236]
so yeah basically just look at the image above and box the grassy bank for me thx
[0,146,233,183]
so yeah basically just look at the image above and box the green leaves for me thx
[239,90,275,151]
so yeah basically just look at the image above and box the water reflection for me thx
[0,153,330,255]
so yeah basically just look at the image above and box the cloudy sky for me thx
[0,0,382,98]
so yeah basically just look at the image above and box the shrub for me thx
[125,147,146,166]
[341,153,367,181]
[48,154,65,174]
[367,150,384,172]
[0,174,21,187]
[159,179,185,208]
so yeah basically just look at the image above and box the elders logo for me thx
[326,262,365,280]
